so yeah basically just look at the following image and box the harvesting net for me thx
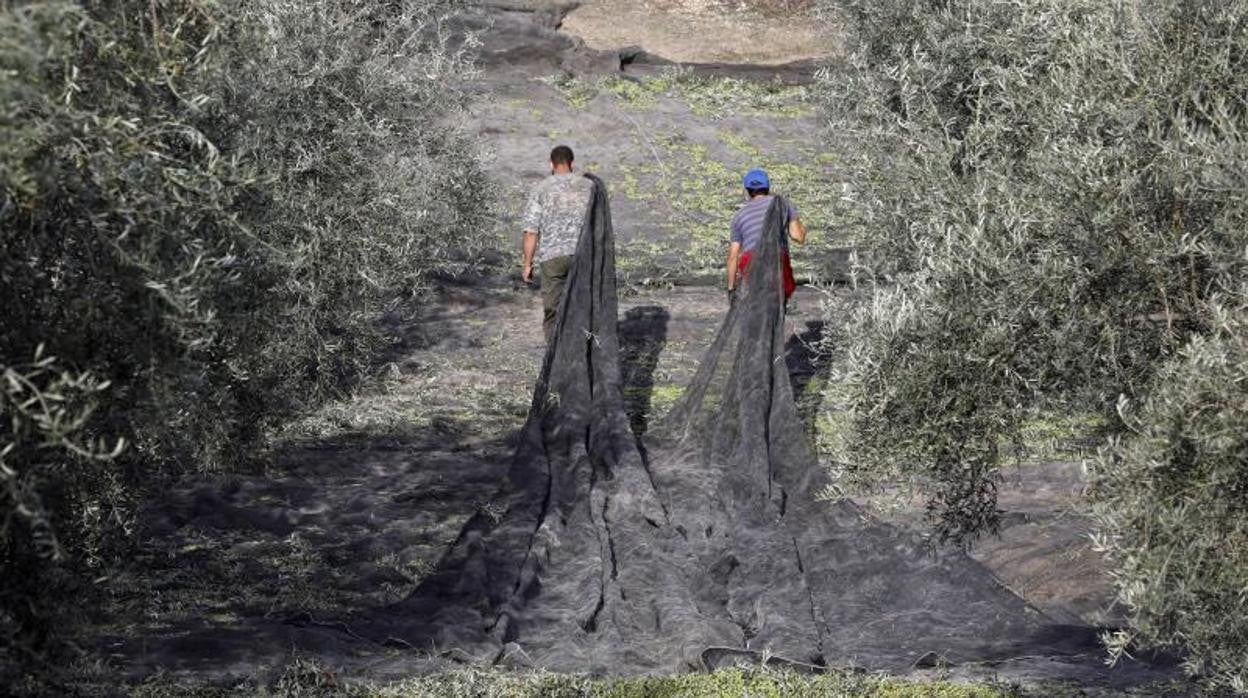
[377,176,1099,674]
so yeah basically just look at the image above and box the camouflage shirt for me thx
[522,173,593,263]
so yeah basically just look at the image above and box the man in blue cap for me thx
[726,168,807,299]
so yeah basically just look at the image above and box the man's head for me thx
[550,145,575,174]
[743,168,770,197]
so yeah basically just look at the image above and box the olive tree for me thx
[819,0,1248,687]
[1,0,492,677]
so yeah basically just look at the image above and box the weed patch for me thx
[541,69,815,119]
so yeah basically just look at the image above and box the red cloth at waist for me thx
[738,249,797,299]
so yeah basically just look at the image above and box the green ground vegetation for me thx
[541,69,815,118]
[615,132,850,283]
[280,316,535,446]
[536,69,853,285]
[120,664,1016,697]
[112,662,1195,697]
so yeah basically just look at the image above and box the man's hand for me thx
[788,217,808,245]
[521,231,539,284]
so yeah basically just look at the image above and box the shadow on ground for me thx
[786,318,830,439]
[104,421,515,684]
[619,305,671,437]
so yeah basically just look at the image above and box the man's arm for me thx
[520,186,543,282]
[788,217,807,245]
[726,241,742,291]
[521,231,539,282]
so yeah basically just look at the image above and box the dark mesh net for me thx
[376,179,1104,674]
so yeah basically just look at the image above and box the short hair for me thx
[550,145,574,166]
[746,187,770,197]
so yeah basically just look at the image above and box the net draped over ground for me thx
[377,178,1099,674]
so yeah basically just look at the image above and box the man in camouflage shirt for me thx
[521,145,594,343]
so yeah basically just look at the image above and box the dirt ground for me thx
[562,0,840,64]
[78,2,1164,691]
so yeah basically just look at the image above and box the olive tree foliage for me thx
[818,0,1248,685]
[1089,290,1248,689]
[0,352,126,667]
[0,0,491,671]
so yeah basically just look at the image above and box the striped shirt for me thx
[730,195,799,252]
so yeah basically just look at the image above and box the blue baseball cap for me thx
[743,168,770,189]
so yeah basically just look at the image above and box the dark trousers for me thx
[540,255,573,343]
